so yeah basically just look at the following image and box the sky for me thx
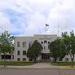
[0,0,75,36]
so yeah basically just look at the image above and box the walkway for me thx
[0,63,66,69]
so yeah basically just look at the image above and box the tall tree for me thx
[48,38,60,62]
[70,31,75,63]
[48,38,66,62]
[0,31,14,64]
[59,39,66,61]
[62,32,71,55]
[27,40,43,62]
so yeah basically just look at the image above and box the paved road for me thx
[0,68,75,75]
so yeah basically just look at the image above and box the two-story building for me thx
[14,34,57,61]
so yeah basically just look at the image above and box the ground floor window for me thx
[17,58,20,61]
[22,58,26,61]
[1,55,11,59]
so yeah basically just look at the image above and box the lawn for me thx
[51,62,75,66]
[0,61,34,66]
[50,62,75,69]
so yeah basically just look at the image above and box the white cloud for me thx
[0,0,75,36]
[0,12,11,32]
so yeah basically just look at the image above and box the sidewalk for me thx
[0,63,75,69]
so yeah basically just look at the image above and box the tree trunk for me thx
[70,54,74,67]
[4,53,7,68]
[53,58,57,62]
[71,54,74,67]
[34,58,36,63]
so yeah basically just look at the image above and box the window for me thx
[44,40,47,43]
[22,41,26,47]
[17,51,20,55]
[41,41,43,44]
[22,58,26,61]
[48,41,50,44]
[1,55,11,59]
[29,42,32,48]
[23,51,26,55]
[17,42,20,47]
[17,58,20,61]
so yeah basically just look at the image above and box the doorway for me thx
[41,53,50,62]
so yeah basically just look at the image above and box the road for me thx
[0,68,75,75]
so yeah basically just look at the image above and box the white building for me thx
[13,34,57,61]
[1,34,74,62]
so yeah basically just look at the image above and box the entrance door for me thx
[41,53,50,61]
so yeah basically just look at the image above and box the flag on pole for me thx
[45,24,49,32]
[45,24,49,27]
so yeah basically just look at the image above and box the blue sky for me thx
[0,0,75,36]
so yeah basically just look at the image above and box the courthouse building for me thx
[0,34,73,62]
[1,34,73,62]
[13,34,57,61]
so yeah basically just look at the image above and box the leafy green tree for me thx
[59,39,66,61]
[0,31,14,66]
[27,40,43,62]
[48,38,66,62]
[48,38,60,62]
[62,32,71,55]
[62,31,75,67]
[70,31,75,63]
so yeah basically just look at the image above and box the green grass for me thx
[51,62,75,66]
[0,61,34,66]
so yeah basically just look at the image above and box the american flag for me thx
[45,24,49,26]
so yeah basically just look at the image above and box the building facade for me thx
[13,34,57,61]
[0,34,74,62]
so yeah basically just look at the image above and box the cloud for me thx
[0,0,75,36]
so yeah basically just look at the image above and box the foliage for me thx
[0,31,14,53]
[27,40,43,62]
[49,38,66,62]
[0,61,33,66]
[0,31,14,67]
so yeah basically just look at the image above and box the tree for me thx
[62,31,75,67]
[48,38,60,62]
[70,31,75,64]
[59,39,66,61]
[27,40,43,62]
[62,32,71,55]
[0,31,14,67]
[48,38,66,62]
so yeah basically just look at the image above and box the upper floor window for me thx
[17,51,20,55]
[22,41,26,47]
[17,42,20,47]
[23,51,26,55]
[29,42,32,48]
[44,40,47,43]
[41,41,43,44]
[48,41,50,44]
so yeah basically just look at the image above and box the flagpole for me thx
[45,24,49,33]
